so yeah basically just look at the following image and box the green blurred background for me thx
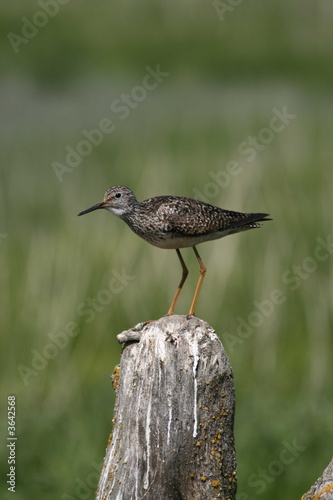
[1,1,333,498]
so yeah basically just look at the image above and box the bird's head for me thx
[78,185,137,218]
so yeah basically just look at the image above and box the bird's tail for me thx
[228,212,272,234]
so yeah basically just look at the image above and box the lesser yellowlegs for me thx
[78,186,270,315]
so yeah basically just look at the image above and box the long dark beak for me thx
[78,201,106,216]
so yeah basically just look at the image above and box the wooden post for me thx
[301,457,333,500]
[96,315,237,500]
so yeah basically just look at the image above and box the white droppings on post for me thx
[143,396,152,490]
[167,402,172,446]
[155,331,166,362]
[192,332,199,438]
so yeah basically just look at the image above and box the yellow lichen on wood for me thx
[312,483,333,500]
[111,364,121,390]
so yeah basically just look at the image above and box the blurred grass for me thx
[2,1,333,86]
[1,1,333,499]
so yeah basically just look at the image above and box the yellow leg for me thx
[188,246,206,316]
[167,249,189,315]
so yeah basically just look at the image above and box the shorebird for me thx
[78,186,270,316]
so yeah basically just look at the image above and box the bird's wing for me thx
[155,197,270,237]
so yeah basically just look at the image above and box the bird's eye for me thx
[115,193,122,198]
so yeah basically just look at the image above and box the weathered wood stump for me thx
[302,457,333,500]
[96,315,237,500]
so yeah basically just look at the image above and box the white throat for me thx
[107,207,127,217]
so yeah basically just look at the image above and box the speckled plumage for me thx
[79,185,269,248]
[78,185,271,315]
